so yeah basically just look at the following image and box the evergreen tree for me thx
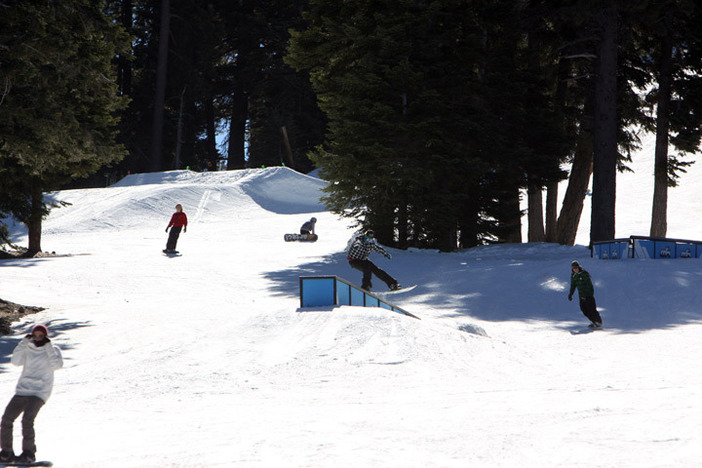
[289,0,574,249]
[245,0,324,172]
[288,0,483,250]
[0,0,128,254]
[638,1,702,237]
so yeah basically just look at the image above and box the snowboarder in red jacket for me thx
[164,204,187,253]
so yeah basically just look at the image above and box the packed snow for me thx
[1,142,702,467]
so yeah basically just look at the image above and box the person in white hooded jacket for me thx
[0,324,63,464]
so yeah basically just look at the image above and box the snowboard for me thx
[162,249,180,256]
[570,325,604,335]
[0,461,52,467]
[284,233,318,242]
[377,285,417,295]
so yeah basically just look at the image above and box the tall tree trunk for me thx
[590,7,618,244]
[174,86,186,170]
[25,187,44,256]
[205,91,218,167]
[117,0,132,97]
[557,109,594,246]
[226,0,251,170]
[546,52,569,244]
[397,203,409,249]
[527,183,546,242]
[503,186,523,244]
[227,86,247,169]
[545,182,558,242]
[149,0,171,172]
[650,13,673,238]
[280,126,295,169]
[458,197,479,248]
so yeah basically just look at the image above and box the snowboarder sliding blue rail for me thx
[346,230,401,292]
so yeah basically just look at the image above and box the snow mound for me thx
[41,167,328,234]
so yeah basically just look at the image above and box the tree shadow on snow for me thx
[263,252,702,334]
[0,319,92,373]
[416,260,702,334]
[262,252,350,299]
[0,258,44,268]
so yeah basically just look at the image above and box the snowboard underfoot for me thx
[376,285,417,295]
[570,326,604,335]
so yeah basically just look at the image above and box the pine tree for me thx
[0,0,128,254]
[288,0,491,250]
[245,0,324,172]
[639,1,702,237]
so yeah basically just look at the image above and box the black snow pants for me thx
[579,296,602,325]
[348,259,396,291]
[1,395,45,454]
[166,226,182,251]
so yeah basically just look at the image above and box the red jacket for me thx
[168,212,188,228]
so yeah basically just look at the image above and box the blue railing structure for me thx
[592,238,631,259]
[592,236,702,259]
[299,276,420,320]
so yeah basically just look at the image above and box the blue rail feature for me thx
[592,235,702,259]
[299,276,420,320]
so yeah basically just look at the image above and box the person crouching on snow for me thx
[300,217,317,236]
[164,204,188,253]
[568,261,603,328]
[0,324,63,464]
[346,230,401,292]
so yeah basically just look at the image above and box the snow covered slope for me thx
[0,162,701,467]
[547,131,702,244]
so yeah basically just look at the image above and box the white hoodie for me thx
[11,337,63,403]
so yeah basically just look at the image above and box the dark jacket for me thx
[347,235,389,261]
[570,269,594,298]
[300,220,316,233]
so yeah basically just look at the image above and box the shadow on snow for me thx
[262,252,702,335]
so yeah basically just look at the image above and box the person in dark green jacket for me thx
[568,261,603,328]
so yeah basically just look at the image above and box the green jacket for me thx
[569,269,594,298]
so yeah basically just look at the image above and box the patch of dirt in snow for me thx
[0,298,45,335]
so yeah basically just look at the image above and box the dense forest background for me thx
[2,0,702,254]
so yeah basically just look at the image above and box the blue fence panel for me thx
[337,281,351,306]
[365,295,380,308]
[593,239,630,259]
[350,287,365,307]
[589,235,702,260]
[631,239,652,259]
[593,243,605,259]
[655,241,676,259]
[611,242,628,259]
[675,242,695,259]
[300,277,336,307]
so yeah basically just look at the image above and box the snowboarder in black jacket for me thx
[346,230,400,292]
